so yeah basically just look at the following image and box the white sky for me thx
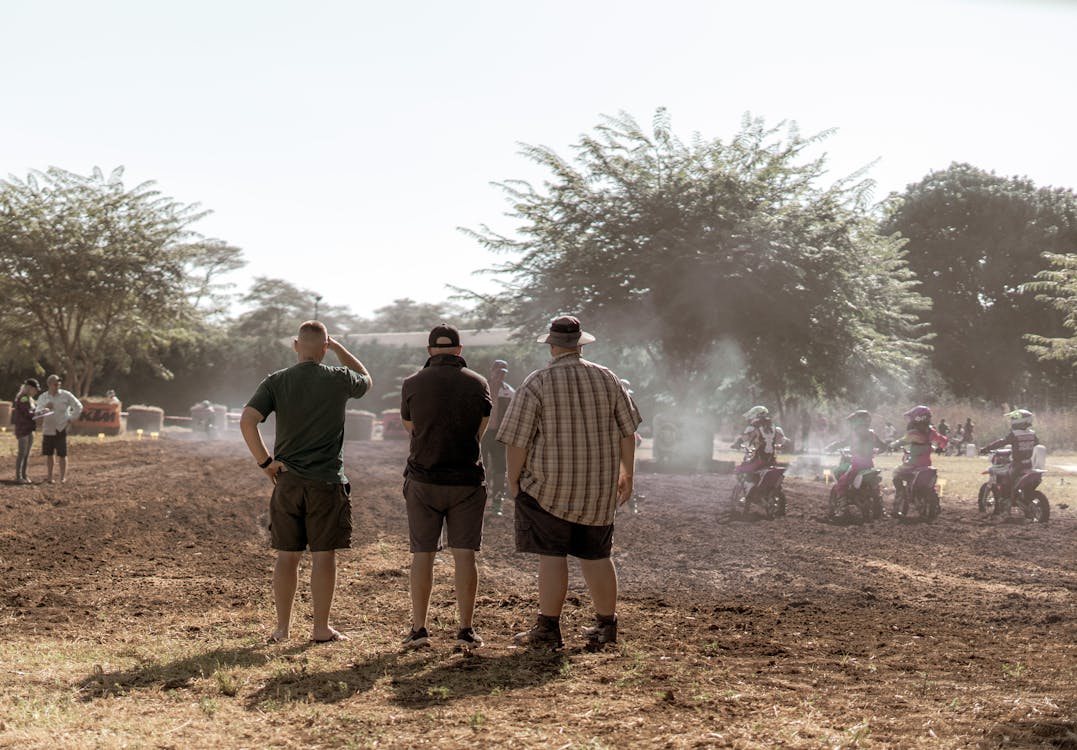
[3,0,1074,318]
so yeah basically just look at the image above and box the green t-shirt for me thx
[246,361,370,483]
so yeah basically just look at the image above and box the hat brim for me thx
[537,331,596,346]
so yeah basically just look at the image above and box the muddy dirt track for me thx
[0,437,1074,748]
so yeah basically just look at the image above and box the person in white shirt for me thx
[37,374,83,484]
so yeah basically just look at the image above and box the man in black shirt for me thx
[399,324,492,650]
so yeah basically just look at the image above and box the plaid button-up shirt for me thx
[496,351,642,526]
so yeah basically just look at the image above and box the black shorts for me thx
[41,430,68,457]
[514,492,614,560]
[269,470,352,552]
[403,478,486,553]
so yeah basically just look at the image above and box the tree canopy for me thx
[0,166,242,396]
[880,163,1077,403]
[466,110,930,411]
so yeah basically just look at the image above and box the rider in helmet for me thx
[825,410,888,497]
[891,405,948,507]
[732,405,787,476]
[979,409,1039,496]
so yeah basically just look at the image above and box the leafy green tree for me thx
[1022,252,1077,366]
[880,163,1077,402]
[465,110,930,412]
[0,166,242,396]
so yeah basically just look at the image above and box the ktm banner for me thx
[71,401,123,435]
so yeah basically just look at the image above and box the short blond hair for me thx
[298,320,328,344]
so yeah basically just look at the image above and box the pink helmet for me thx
[903,405,932,425]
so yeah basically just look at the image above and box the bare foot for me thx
[266,628,289,644]
[311,627,349,643]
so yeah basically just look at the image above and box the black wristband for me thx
[258,456,273,469]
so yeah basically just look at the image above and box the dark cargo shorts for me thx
[514,491,614,560]
[403,478,486,553]
[269,469,352,552]
[41,429,68,457]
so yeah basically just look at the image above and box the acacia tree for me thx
[880,163,1077,403]
[465,110,930,411]
[0,166,243,396]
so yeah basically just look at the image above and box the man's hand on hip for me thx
[263,461,285,485]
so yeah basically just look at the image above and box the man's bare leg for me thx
[451,548,477,629]
[45,456,54,483]
[537,555,569,617]
[310,550,346,641]
[270,551,301,642]
[579,557,618,618]
[58,456,68,483]
[409,551,436,630]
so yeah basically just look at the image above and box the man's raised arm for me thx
[328,336,373,386]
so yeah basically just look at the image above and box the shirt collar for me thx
[549,351,583,365]
[424,353,468,369]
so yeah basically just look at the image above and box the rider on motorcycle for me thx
[826,410,888,497]
[891,405,949,502]
[979,409,1038,496]
[732,406,787,476]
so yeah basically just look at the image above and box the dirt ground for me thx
[0,436,1074,749]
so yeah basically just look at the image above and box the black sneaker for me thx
[583,615,617,648]
[455,627,484,650]
[401,627,430,649]
[513,615,563,650]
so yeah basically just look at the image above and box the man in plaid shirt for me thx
[497,315,642,649]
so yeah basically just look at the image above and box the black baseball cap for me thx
[428,324,461,348]
[23,378,41,389]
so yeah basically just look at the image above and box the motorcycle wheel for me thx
[977,484,993,514]
[997,494,1011,517]
[730,481,747,517]
[827,487,842,520]
[763,492,777,520]
[1027,491,1050,524]
[893,487,907,519]
[774,489,787,518]
[870,489,884,521]
[923,490,940,522]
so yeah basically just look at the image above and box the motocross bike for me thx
[729,450,787,520]
[977,448,1050,523]
[826,449,884,522]
[892,453,941,521]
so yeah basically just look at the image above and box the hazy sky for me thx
[3,0,1074,321]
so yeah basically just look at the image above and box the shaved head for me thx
[295,320,329,361]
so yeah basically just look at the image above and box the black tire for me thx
[923,490,940,522]
[827,487,842,520]
[763,491,777,520]
[775,490,787,517]
[977,483,993,514]
[1027,491,1050,523]
[730,481,747,517]
[996,494,1011,517]
[893,486,908,519]
[870,489,885,521]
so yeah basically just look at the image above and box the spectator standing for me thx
[480,359,515,515]
[38,374,83,484]
[12,378,41,484]
[498,315,642,650]
[963,417,975,449]
[398,324,492,650]
[240,321,372,644]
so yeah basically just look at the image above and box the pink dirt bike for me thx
[978,448,1050,523]
[892,454,941,522]
[730,450,788,520]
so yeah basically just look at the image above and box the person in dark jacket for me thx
[13,378,41,484]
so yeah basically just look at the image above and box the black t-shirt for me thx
[400,354,492,485]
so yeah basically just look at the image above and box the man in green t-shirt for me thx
[240,320,372,644]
